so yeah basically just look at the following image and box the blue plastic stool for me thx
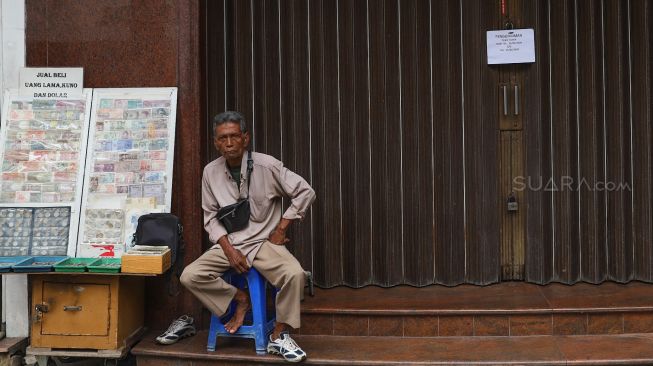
[207,268,276,354]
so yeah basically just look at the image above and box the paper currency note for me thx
[53,172,75,182]
[150,160,166,171]
[142,183,164,196]
[97,109,124,119]
[94,163,114,172]
[29,192,42,203]
[96,184,116,193]
[138,109,151,119]
[129,184,143,198]
[148,139,168,151]
[27,172,52,183]
[41,192,60,203]
[56,183,75,192]
[10,101,29,110]
[99,99,114,109]
[57,151,78,161]
[149,120,168,130]
[2,182,24,191]
[96,140,114,152]
[116,139,133,151]
[127,100,143,109]
[19,162,45,172]
[15,191,30,203]
[149,151,166,160]
[143,100,171,108]
[115,172,135,184]
[142,171,164,183]
[95,173,115,184]
[9,110,34,120]
[51,162,78,173]
[123,110,139,120]
[119,152,139,161]
[1,173,24,182]
[24,183,42,191]
[139,160,151,170]
[60,192,75,201]
[28,150,54,161]
[40,183,57,192]
[32,100,56,109]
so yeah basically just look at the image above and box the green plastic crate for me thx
[53,258,97,272]
[87,258,122,273]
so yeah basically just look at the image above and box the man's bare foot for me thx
[224,289,250,334]
[271,322,289,340]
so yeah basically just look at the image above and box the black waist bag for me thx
[216,151,253,234]
[217,199,250,234]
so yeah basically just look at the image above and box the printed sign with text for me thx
[19,67,84,98]
[487,29,535,65]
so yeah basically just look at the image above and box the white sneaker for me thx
[266,332,307,362]
[155,315,196,345]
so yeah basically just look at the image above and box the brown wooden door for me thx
[205,0,653,287]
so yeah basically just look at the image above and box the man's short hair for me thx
[213,111,248,135]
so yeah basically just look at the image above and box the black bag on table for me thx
[132,213,185,295]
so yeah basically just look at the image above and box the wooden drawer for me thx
[31,274,144,350]
[41,281,110,336]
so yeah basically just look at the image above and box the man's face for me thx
[214,122,250,163]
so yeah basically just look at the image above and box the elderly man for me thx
[180,111,315,362]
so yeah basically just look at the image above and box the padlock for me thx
[507,192,518,212]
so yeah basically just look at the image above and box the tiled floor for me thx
[134,282,653,365]
[133,330,653,365]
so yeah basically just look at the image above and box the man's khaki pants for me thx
[180,241,305,329]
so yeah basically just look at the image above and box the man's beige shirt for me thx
[202,152,316,264]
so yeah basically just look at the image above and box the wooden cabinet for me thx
[30,274,144,350]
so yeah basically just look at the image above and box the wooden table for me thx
[1,272,151,366]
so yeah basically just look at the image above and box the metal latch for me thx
[33,303,49,323]
[507,192,518,212]
[64,305,83,312]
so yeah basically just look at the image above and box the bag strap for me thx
[245,150,253,199]
[168,222,184,297]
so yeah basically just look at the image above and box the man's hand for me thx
[268,227,290,245]
[225,246,249,273]
[218,235,249,273]
[269,218,293,245]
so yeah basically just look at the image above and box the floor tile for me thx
[588,313,623,334]
[439,315,473,336]
[510,314,552,335]
[553,314,588,335]
[403,316,438,337]
[475,315,509,336]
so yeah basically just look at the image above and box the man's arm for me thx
[202,171,249,272]
[268,162,316,245]
[202,172,228,244]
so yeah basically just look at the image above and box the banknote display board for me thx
[77,88,177,257]
[0,90,93,256]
